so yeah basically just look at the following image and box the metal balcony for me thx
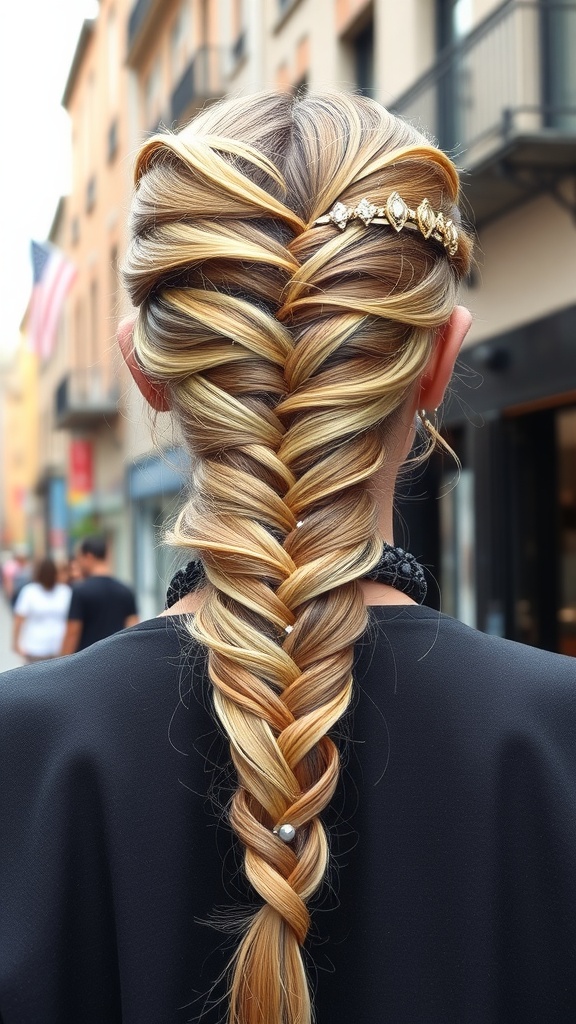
[55,369,120,430]
[391,1,576,225]
[171,47,226,125]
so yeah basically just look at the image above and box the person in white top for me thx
[12,558,72,663]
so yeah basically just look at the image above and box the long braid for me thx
[123,91,472,1024]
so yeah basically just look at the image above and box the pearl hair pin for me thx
[274,823,296,843]
[284,624,294,635]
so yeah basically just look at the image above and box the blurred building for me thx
[31,8,134,582]
[0,331,38,554]
[389,0,576,655]
[30,0,576,643]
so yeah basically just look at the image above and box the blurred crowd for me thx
[1,538,138,666]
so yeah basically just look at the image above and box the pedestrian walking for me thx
[2,546,32,607]
[57,556,82,587]
[11,557,71,663]
[1,551,19,601]
[1,92,576,1024]
[60,535,138,654]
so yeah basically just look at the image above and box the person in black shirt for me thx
[1,92,575,1024]
[60,535,138,653]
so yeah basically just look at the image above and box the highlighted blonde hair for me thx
[123,91,472,1024]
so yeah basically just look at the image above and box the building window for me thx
[354,21,374,97]
[86,176,97,214]
[437,0,473,50]
[231,29,246,64]
[107,119,118,163]
[171,2,192,84]
[435,0,474,150]
[543,0,576,132]
[144,57,162,130]
[231,0,245,64]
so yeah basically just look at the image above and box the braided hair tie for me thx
[166,542,427,609]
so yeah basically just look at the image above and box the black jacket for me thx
[1,607,575,1023]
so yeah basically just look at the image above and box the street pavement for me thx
[0,597,24,673]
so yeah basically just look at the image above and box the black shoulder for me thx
[427,614,576,734]
[364,606,576,725]
[0,618,187,732]
[447,615,575,682]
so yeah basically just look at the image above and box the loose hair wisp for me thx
[123,92,472,1024]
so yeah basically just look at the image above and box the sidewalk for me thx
[0,597,24,673]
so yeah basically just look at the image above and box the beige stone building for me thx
[0,332,38,553]
[32,4,135,580]
[33,0,576,641]
[385,0,576,655]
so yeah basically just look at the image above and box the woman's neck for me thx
[159,465,415,619]
[158,577,416,619]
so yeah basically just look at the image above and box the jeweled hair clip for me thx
[312,193,459,258]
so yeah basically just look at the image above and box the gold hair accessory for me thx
[313,193,459,257]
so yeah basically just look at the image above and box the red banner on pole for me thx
[69,439,93,505]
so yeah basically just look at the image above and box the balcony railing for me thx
[55,369,120,430]
[171,47,226,125]
[391,1,576,223]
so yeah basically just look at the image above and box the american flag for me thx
[28,240,77,360]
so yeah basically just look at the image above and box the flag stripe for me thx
[39,256,77,360]
[28,241,77,360]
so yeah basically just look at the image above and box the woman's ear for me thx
[417,305,472,412]
[117,318,170,412]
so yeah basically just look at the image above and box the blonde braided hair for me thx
[123,91,472,1024]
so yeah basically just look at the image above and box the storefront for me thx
[128,447,190,621]
[399,303,576,655]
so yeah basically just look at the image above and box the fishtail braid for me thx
[123,91,473,1024]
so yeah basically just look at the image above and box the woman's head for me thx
[34,557,57,592]
[122,91,472,1024]
[123,91,471,411]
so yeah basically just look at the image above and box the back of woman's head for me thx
[35,557,57,592]
[123,91,472,1024]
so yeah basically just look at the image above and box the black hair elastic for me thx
[166,542,426,609]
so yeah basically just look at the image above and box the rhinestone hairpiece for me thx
[313,193,459,258]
